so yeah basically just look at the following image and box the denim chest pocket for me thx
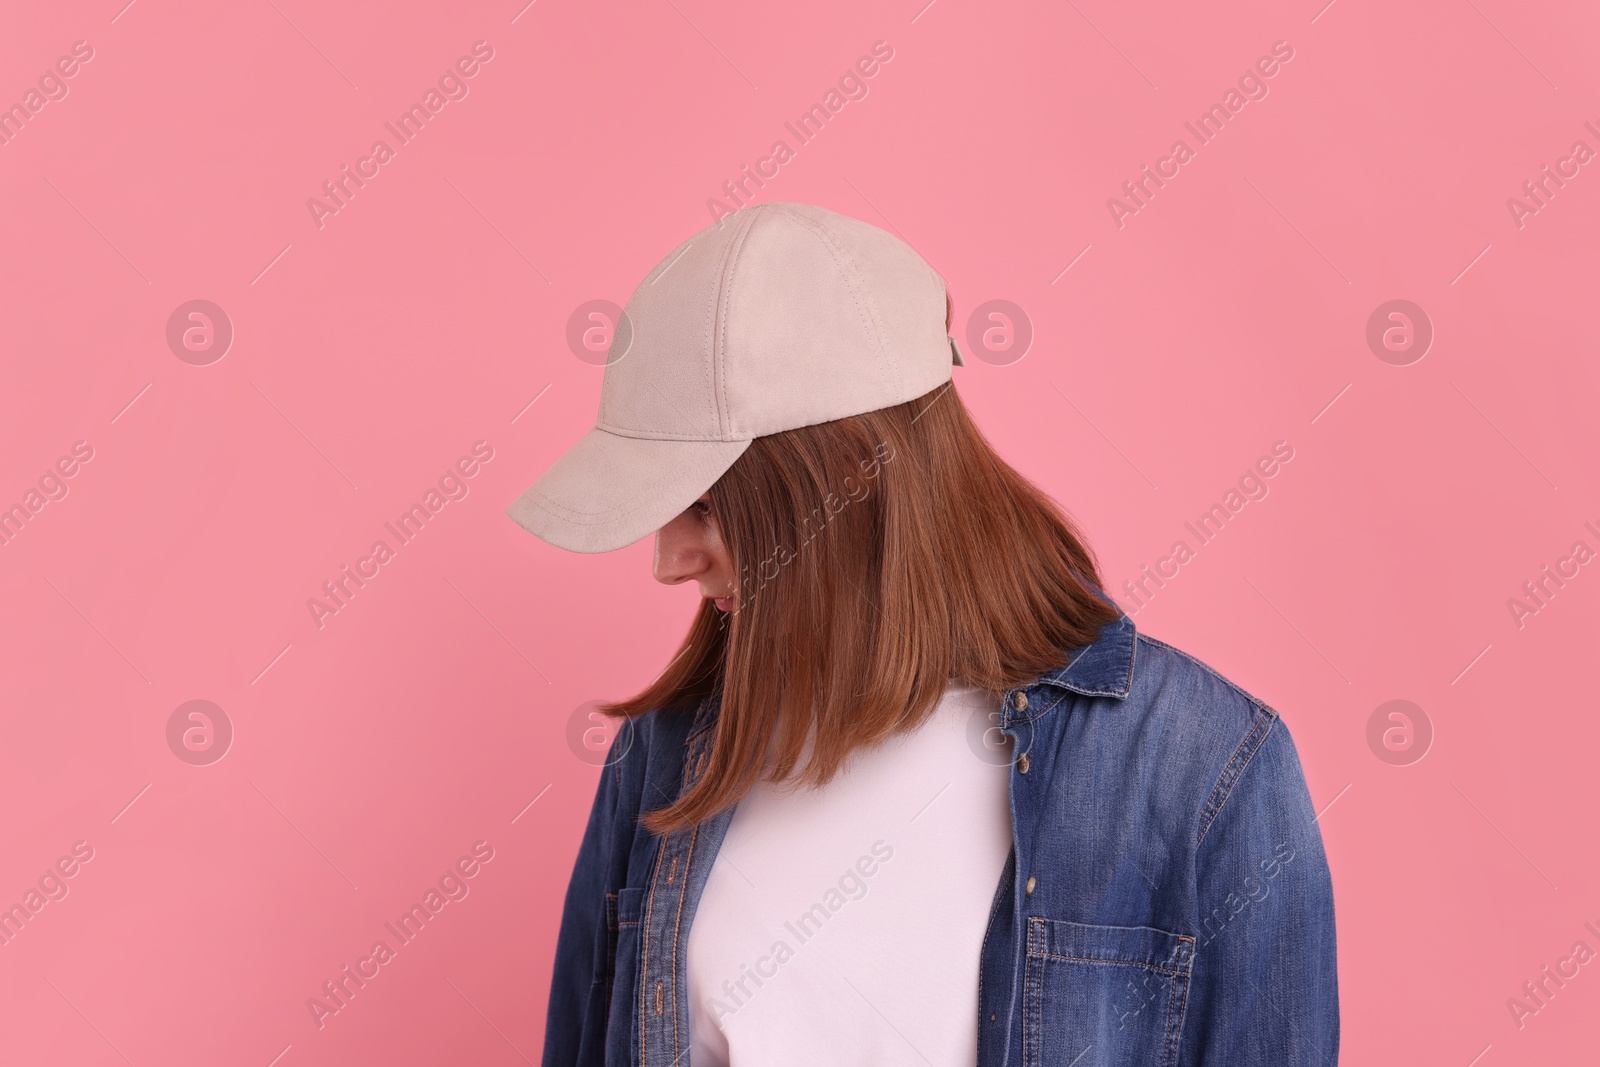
[603,886,646,1066]
[1023,919,1195,1067]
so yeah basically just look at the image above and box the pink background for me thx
[2,0,1597,1063]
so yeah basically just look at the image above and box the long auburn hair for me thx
[605,380,1121,836]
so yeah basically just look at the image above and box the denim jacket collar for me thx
[1029,613,1136,700]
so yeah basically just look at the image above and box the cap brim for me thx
[506,427,752,553]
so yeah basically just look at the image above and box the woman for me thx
[508,202,1338,1067]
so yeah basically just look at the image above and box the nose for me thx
[653,520,709,587]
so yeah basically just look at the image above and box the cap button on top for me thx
[1011,691,1029,712]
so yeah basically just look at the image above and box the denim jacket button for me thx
[1011,691,1029,711]
[1025,875,1036,895]
[1018,753,1031,774]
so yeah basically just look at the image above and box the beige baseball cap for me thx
[506,201,964,553]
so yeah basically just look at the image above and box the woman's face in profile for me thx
[653,492,738,612]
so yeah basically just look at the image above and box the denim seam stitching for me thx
[1032,952,1191,976]
[1035,617,1137,698]
[638,841,659,1064]
[669,826,699,1065]
[1135,633,1280,715]
[1196,710,1277,847]
[654,717,711,1067]
[1024,918,1043,1067]
[1162,956,1182,1067]
[1164,936,1196,1066]
[685,691,717,746]
[1007,686,1069,726]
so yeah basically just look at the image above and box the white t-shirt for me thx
[686,682,1013,1066]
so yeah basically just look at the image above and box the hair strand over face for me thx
[603,383,1121,836]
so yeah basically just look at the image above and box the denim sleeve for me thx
[541,716,637,1067]
[1179,714,1339,1067]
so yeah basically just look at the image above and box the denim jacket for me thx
[541,611,1339,1066]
